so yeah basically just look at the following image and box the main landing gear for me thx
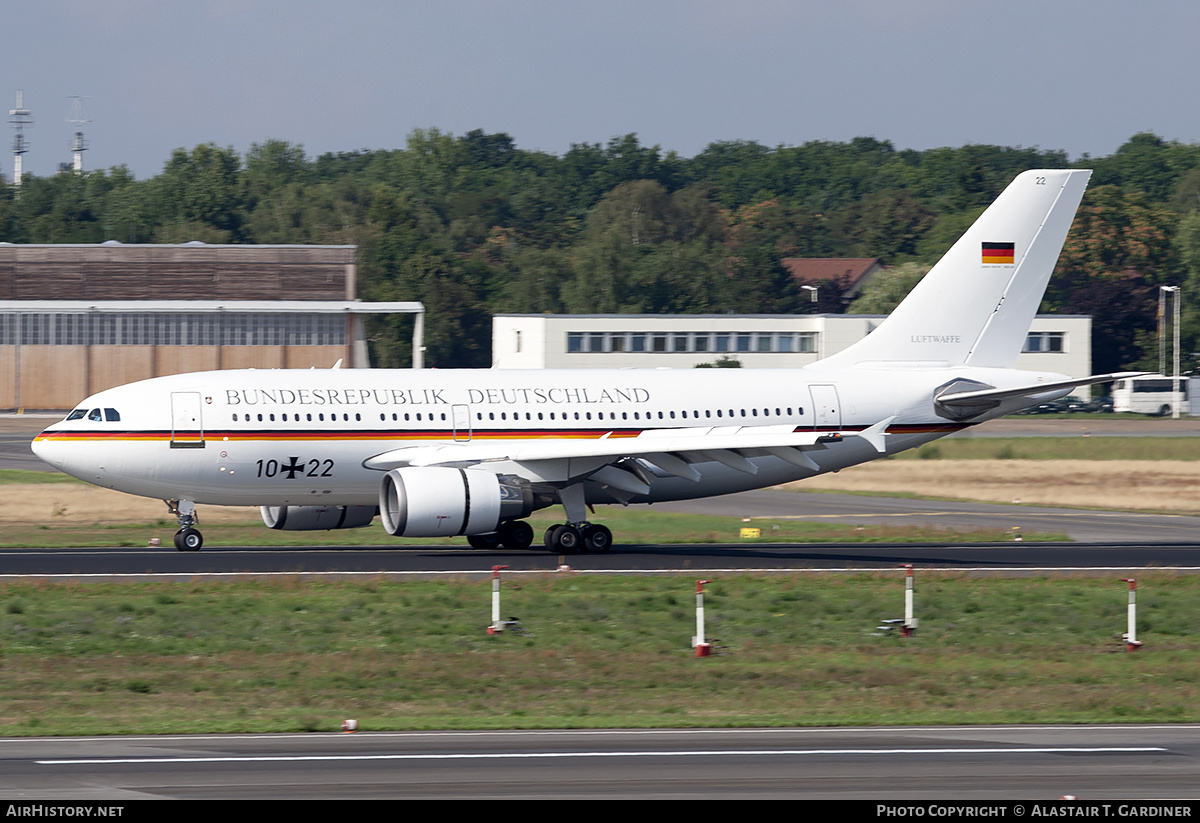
[543,522,612,554]
[541,483,612,554]
[466,519,536,550]
[166,499,203,552]
[465,520,613,553]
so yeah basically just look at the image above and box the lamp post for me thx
[1159,286,1181,419]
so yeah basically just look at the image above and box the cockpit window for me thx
[87,408,102,421]
[66,409,87,421]
[104,408,120,421]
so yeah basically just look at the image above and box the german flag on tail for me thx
[982,242,1015,265]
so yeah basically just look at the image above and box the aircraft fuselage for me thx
[33,363,1069,507]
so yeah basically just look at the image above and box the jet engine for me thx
[379,467,534,537]
[261,504,377,531]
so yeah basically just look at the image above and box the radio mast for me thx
[67,96,89,174]
[9,90,33,189]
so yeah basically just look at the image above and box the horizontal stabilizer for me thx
[938,372,1144,405]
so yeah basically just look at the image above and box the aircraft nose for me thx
[31,431,65,469]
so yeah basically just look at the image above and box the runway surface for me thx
[4,540,1200,578]
[2,725,1197,799]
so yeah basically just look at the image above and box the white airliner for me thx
[32,169,1130,552]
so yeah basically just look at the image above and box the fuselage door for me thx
[170,392,205,449]
[452,404,472,442]
[809,384,841,431]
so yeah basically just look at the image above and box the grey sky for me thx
[3,1,1198,181]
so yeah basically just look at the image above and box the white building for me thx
[492,313,1092,382]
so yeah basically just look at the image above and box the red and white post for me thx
[1121,577,1142,651]
[488,565,509,635]
[694,579,714,657]
[901,564,917,637]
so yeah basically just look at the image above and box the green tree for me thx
[846,263,930,314]
[153,143,243,241]
[565,180,676,312]
[725,243,804,314]
[1091,133,1181,202]
[1172,211,1200,373]
[1045,186,1179,372]
[831,190,935,261]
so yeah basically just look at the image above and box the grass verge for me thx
[0,506,1061,549]
[0,574,1194,735]
[902,437,1200,461]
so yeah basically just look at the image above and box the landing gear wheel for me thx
[582,524,612,553]
[500,520,535,550]
[174,527,203,552]
[467,532,503,550]
[544,524,581,554]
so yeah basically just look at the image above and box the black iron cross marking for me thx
[281,457,304,479]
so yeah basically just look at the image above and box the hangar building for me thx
[492,313,1092,382]
[0,243,422,410]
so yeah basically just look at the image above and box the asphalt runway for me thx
[2,726,1197,799]
[5,540,1200,578]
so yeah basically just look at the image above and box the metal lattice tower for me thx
[9,90,33,189]
[67,96,89,174]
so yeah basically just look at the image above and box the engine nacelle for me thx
[261,505,377,531]
[379,467,534,537]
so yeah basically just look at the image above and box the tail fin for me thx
[821,169,1091,369]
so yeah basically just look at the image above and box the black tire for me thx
[175,527,203,552]
[500,520,535,550]
[467,532,503,550]
[545,525,580,553]
[583,524,612,553]
[556,526,581,553]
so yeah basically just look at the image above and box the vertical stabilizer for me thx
[821,169,1090,369]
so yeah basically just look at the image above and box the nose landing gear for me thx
[165,499,203,551]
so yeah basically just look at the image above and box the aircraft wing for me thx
[362,419,893,491]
